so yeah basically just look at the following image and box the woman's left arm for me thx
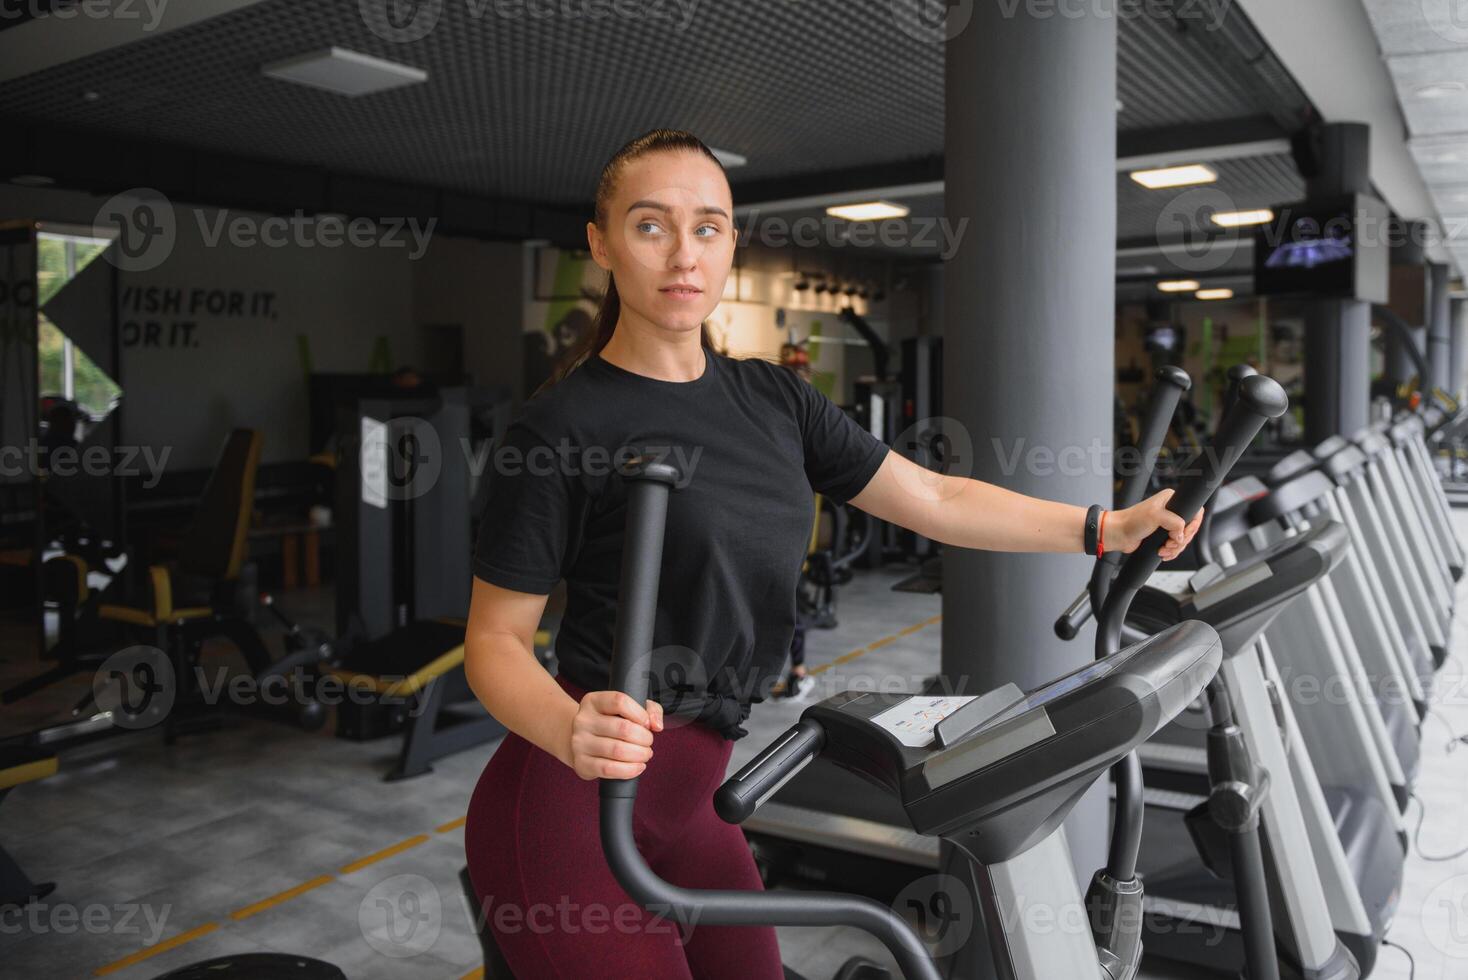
[848,449,1203,561]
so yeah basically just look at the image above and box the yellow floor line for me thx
[339,834,430,874]
[436,816,467,834]
[461,969,485,980]
[783,614,943,684]
[230,874,335,921]
[94,922,219,976]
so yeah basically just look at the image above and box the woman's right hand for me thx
[566,691,665,780]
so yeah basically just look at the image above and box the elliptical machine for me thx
[596,376,1288,979]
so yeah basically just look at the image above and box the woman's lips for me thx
[659,286,703,301]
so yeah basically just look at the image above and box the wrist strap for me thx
[1098,509,1108,558]
[1084,504,1103,556]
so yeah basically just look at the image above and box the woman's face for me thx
[588,150,736,337]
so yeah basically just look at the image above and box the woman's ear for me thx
[587,221,612,271]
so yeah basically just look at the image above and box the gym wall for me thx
[1,184,523,471]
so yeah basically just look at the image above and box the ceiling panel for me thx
[1358,0,1468,56]
[0,0,1312,211]
[1384,47,1468,137]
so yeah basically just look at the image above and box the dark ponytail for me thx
[541,129,726,392]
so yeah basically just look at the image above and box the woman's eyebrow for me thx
[625,199,729,219]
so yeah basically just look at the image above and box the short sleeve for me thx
[472,422,577,594]
[792,375,888,504]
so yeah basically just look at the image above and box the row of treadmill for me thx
[741,368,1466,978]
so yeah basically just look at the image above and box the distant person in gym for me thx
[463,129,1203,979]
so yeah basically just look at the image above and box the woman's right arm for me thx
[464,576,663,780]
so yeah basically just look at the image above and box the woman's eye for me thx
[636,220,663,235]
[695,224,721,238]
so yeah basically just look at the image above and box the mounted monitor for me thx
[1253,194,1389,303]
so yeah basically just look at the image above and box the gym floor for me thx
[2,535,1465,978]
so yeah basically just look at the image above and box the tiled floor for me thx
[2,516,1467,978]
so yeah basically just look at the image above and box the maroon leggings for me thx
[464,676,785,979]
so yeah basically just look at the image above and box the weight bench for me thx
[329,619,550,781]
[0,746,57,909]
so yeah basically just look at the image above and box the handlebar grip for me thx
[1112,375,1288,598]
[603,457,682,800]
[714,719,826,824]
[1119,366,1192,509]
[1054,588,1092,640]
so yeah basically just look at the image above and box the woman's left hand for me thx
[1108,489,1204,561]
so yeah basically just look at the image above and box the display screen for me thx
[1253,195,1386,301]
[1022,657,1120,711]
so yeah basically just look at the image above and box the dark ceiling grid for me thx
[1115,152,1303,243]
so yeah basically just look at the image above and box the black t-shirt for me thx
[473,351,886,738]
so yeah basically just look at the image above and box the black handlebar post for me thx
[599,459,942,980]
[1058,367,1192,639]
[1196,364,1258,566]
[1094,375,1288,884]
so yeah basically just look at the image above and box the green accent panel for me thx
[368,336,392,373]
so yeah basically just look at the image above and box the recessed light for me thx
[1196,288,1235,301]
[1130,165,1218,189]
[1211,209,1274,228]
[826,201,910,221]
[10,175,55,187]
[1158,280,1201,293]
[1118,265,1161,277]
[262,47,427,98]
[1414,82,1467,100]
[81,90,100,102]
[710,147,747,169]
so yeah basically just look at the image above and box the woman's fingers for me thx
[582,734,653,765]
[585,711,655,746]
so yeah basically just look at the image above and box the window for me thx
[36,232,120,423]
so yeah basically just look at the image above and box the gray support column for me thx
[1300,123,1372,441]
[1427,262,1451,394]
[1452,297,1468,403]
[943,2,1115,900]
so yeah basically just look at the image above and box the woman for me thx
[463,129,1201,979]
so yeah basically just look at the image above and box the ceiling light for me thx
[262,47,427,98]
[826,201,910,221]
[710,147,747,169]
[1129,164,1218,190]
[1157,280,1201,293]
[1118,265,1160,277]
[1414,82,1467,100]
[1211,209,1274,228]
[1196,288,1235,301]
